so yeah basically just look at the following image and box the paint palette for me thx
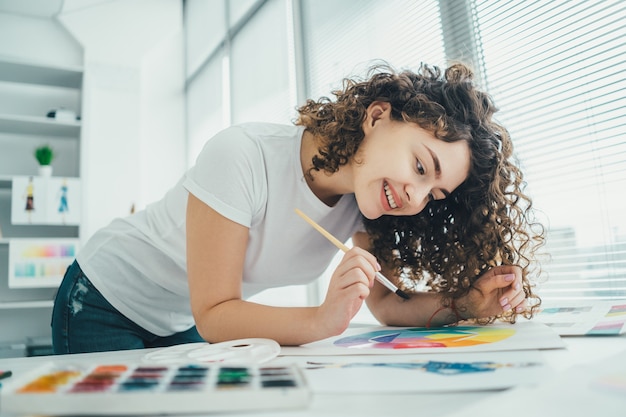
[1,362,311,415]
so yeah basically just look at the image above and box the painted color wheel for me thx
[333,326,516,349]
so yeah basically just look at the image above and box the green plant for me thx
[34,145,54,166]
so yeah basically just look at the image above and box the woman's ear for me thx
[363,101,392,133]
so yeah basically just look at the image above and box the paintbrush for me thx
[295,208,410,300]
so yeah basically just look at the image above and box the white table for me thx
[1,334,625,417]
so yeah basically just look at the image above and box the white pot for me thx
[38,165,53,177]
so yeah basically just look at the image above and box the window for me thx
[186,55,225,164]
[230,0,294,124]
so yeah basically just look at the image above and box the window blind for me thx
[470,0,626,300]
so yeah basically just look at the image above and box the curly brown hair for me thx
[295,62,545,323]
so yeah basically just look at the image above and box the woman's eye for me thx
[416,159,425,175]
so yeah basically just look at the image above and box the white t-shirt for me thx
[78,123,364,336]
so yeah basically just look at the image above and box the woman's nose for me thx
[405,185,429,215]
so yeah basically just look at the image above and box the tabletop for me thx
[0,327,625,417]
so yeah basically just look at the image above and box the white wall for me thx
[58,0,186,238]
[0,7,81,67]
[139,28,186,207]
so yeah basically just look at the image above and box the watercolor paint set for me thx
[1,362,311,415]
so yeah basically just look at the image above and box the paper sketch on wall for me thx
[8,238,79,288]
[11,176,81,225]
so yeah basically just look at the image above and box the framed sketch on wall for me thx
[11,176,81,225]
[8,238,79,288]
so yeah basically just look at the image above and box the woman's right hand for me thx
[456,265,526,319]
[317,247,378,336]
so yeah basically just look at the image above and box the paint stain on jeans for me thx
[69,276,90,316]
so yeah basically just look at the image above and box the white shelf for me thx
[0,300,53,309]
[0,58,82,88]
[0,176,81,188]
[0,113,80,137]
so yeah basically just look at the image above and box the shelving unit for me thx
[0,56,83,308]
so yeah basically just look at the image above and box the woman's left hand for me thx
[457,265,526,319]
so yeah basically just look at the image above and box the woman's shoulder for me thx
[206,122,299,149]
[235,122,301,140]
[191,122,301,178]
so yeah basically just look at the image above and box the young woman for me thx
[52,62,544,353]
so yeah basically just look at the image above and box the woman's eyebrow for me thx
[424,144,451,197]
[423,144,441,178]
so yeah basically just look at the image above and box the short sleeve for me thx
[183,126,267,228]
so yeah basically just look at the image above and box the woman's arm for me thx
[186,194,376,345]
[353,232,527,327]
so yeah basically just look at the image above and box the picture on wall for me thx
[10,176,81,225]
[8,238,79,288]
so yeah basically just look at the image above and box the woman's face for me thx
[353,102,471,220]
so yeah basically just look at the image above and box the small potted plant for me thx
[34,144,54,177]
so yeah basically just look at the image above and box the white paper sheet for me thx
[442,349,626,417]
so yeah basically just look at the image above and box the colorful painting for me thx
[280,321,565,356]
[535,301,626,336]
[606,304,626,317]
[8,239,79,288]
[540,306,592,315]
[587,321,625,336]
[305,358,539,375]
[332,326,516,349]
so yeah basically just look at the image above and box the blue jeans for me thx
[51,260,204,354]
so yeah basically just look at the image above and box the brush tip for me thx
[396,289,410,300]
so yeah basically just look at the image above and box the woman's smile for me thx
[382,180,401,210]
